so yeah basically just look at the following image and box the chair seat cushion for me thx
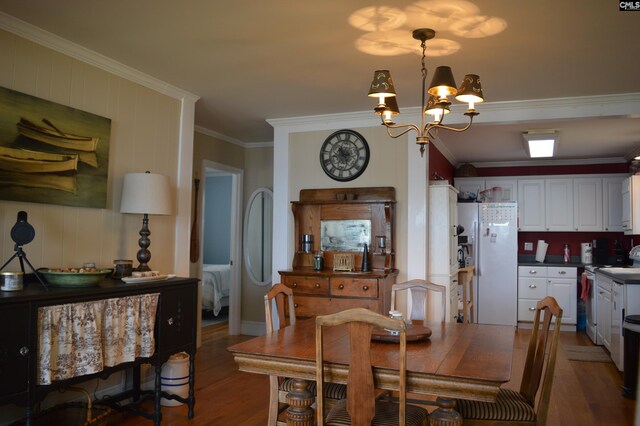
[325,398,429,426]
[455,388,536,422]
[279,378,347,400]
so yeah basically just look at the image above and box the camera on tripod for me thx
[0,211,48,290]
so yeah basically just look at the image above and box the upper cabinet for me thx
[517,179,546,231]
[603,176,624,232]
[457,174,627,233]
[545,179,574,231]
[574,178,603,232]
[622,175,640,235]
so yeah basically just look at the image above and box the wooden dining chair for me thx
[264,284,346,426]
[390,279,447,323]
[315,308,429,426]
[454,296,563,425]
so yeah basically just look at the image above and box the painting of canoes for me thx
[0,86,111,208]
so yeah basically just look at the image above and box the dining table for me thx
[228,318,515,425]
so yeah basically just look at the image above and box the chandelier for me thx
[367,28,484,156]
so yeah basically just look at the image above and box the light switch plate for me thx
[524,242,533,251]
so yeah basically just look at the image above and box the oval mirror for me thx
[243,187,273,286]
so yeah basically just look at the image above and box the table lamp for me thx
[120,171,173,271]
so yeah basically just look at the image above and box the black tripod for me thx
[0,243,48,290]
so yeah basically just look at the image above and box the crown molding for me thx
[0,12,199,103]
[469,156,627,168]
[195,125,273,148]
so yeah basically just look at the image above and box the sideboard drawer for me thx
[283,276,330,295]
[330,278,378,298]
[293,296,379,317]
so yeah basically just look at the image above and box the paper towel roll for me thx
[535,241,548,263]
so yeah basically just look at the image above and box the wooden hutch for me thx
[279,187,398,317]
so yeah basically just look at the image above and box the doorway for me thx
[199,160,243,335]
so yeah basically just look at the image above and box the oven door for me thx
[585,270,597,344]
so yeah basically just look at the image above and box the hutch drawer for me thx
[293,295,379,317]
[330,277,378,298]
[282,275,330,295]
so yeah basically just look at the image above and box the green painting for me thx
[0,86,111,208]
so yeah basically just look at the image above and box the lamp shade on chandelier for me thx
[368,28,484,156]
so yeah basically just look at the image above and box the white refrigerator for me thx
[457,202,518,326]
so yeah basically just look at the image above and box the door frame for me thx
[199,160,243,335]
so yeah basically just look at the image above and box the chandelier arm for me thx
[423,115,475,135]
[383,123,419,139]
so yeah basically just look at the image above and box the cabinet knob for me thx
[529,284,536,289]
[292,282,298,288]
[167,317,174,326]
[529,270,537,274]
[19,346,29,356]
[315,283,320,288]
[529,307,536,311]
[362,285,369,291]
[559,270,566,275]
[338,284,344,290]
[294,303,299,308]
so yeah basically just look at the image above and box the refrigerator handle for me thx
[474,220,480,276]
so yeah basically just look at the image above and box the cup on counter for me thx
[113,259,133,278]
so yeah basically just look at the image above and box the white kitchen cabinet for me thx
[573,177,603,231]
[596,273,612,349]
[429,184,459,322]
[603,176,624,232]
[547,267,578,325]
[517,179,546,231]
[517,266,577,326]
[545,179,574,231]
[611,281,624,371]
[485,178,518,202]
[622,175,640,235]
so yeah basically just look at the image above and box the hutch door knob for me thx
[338,284,344,289]
[19,346,29,356]
[167,317,174,326]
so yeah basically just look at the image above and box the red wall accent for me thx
[429,143,455,183]
[518,231,634,256]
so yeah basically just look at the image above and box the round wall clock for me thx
[319,129,370,182]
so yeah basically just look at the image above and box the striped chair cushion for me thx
[279,378,347,400]
[325,399,429,426]
[455,389,536,422]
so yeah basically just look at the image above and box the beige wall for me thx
[0,29,181,272]
[0,28,184,423]
[242,146,274,323]
[192,131,274,325]
[288,126,409,280]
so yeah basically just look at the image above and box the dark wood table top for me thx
[228,319,515,402]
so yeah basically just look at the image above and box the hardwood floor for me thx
[118,324,635,425]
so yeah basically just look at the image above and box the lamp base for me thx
[135,213,153,272]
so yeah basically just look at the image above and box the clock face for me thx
[320,130,370,182]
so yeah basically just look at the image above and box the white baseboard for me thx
[517,321,576,332]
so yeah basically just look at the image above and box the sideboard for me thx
[0,276,198,425]
[281,187,398,317]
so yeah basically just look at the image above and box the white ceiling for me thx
[1,0,639,166]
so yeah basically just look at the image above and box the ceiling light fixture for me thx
[367,28,484,156]
[523,131,558,158]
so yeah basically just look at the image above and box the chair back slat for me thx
[316,308,407,426]
[264,283,296,333]
[519,296,563,411]
[391,280,447,322]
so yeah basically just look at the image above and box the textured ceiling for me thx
[1,0,639,164]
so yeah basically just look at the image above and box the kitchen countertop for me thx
[518,261,589,268]
[594,268,640,285]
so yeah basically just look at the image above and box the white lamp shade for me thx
[120,172,173,215]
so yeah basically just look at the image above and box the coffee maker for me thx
[592,238,609,265]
